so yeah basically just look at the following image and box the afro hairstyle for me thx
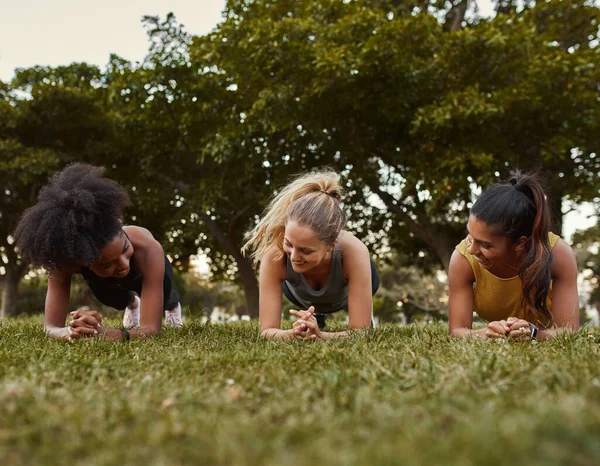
[14,163,131,271]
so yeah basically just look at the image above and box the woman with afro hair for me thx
[14,163,183,342]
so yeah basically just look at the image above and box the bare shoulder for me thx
[49,266,77,283]
[551,239,577,278]
[259,245,286,280]
[339,230,369,257]
[124,225,162,250]
[448,249,475,285]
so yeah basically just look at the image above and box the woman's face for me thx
[90,231,134,278]
[466,216,523,271]
[283,220,334,273]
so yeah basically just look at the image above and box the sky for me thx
[0,0,226,82]
[1,0,595,241]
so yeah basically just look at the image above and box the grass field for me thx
[1,317,600,466]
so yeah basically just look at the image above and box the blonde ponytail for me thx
[242,169,345,264]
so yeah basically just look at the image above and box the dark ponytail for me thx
[471,170,553,325]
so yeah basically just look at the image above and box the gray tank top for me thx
[284,245,349,313]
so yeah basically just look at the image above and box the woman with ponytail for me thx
[14,164,183,342]
[243,170,379,339]
[448,170,579,340]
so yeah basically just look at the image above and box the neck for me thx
[303,252,333,278]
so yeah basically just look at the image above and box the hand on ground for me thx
[290,306,322,340]
[506,317,531,341]
[486,320,510,339]
[67,309,104,339]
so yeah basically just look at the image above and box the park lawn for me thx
[1,317,599,466]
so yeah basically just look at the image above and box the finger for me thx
[292,318,308,328]
[485,328,504,339]
[70,309,102,320]
[293,327,308,338]
[83,310,103,323]
[290,310,309,319]
[487,322,505,335]
[70,308,92,318]
[300,319,318,330]
[69,318,98,328]
[75,315,101,327]
[506,317,518,324]
[499,320,510,332]
[67,327,89,339]
[69,319,99,330]
[509,328,530,340]
[71,326,99,337]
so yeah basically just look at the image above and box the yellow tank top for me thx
[455,232,560,327]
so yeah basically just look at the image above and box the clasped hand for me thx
[290,306,322,340]
[65,308,104,341]
[486,316,531,341]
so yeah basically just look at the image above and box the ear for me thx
[330,239,338,251]
[514,236,528,254]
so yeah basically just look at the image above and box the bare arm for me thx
[539,239,580,339]
[345,235,373,330]
[310,234,373,340]
[448,250,486,338]
[258,246,296,340]
[118,227,165,339]
[44,269,74,340]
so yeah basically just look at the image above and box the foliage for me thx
[1,318,600,465]
[203,0,600,270]
[572,223,600,311]
[375,257,449,322]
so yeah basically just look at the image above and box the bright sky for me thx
[0,0,226,82]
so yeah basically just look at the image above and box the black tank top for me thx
[284,244,349,313]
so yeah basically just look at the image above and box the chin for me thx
[291,262,310,273]
[479,260,493,269]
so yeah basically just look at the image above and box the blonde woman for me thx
[243,170,379,339]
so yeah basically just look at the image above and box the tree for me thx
[572,223,600,320]
[201,0,600,273]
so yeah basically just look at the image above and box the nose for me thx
[290,249,300,262]
[118,255,129,270]
[467,239,478,256]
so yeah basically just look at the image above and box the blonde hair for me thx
[242,169,345,264]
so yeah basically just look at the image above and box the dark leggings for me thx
[282,260,380,328]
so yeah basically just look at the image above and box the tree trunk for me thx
[444,0,469,33]
[201,212,260,318]
[547,186,563,237]
[232,250,260,318]
[1,265,21,318]
[371,185,453,272]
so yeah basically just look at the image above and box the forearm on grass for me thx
[102,326,160,342]
[450,327,487,338]
[44,326,70,340]
[260,328,297,340]
[321,331,349,340]
[537,327,575,340]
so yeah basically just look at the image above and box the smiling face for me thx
[466,216,525,272]
[283,220,335,274]
[90,231,134,278]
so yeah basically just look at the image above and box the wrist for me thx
[119,328,131,342]
[528,322,539,341]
